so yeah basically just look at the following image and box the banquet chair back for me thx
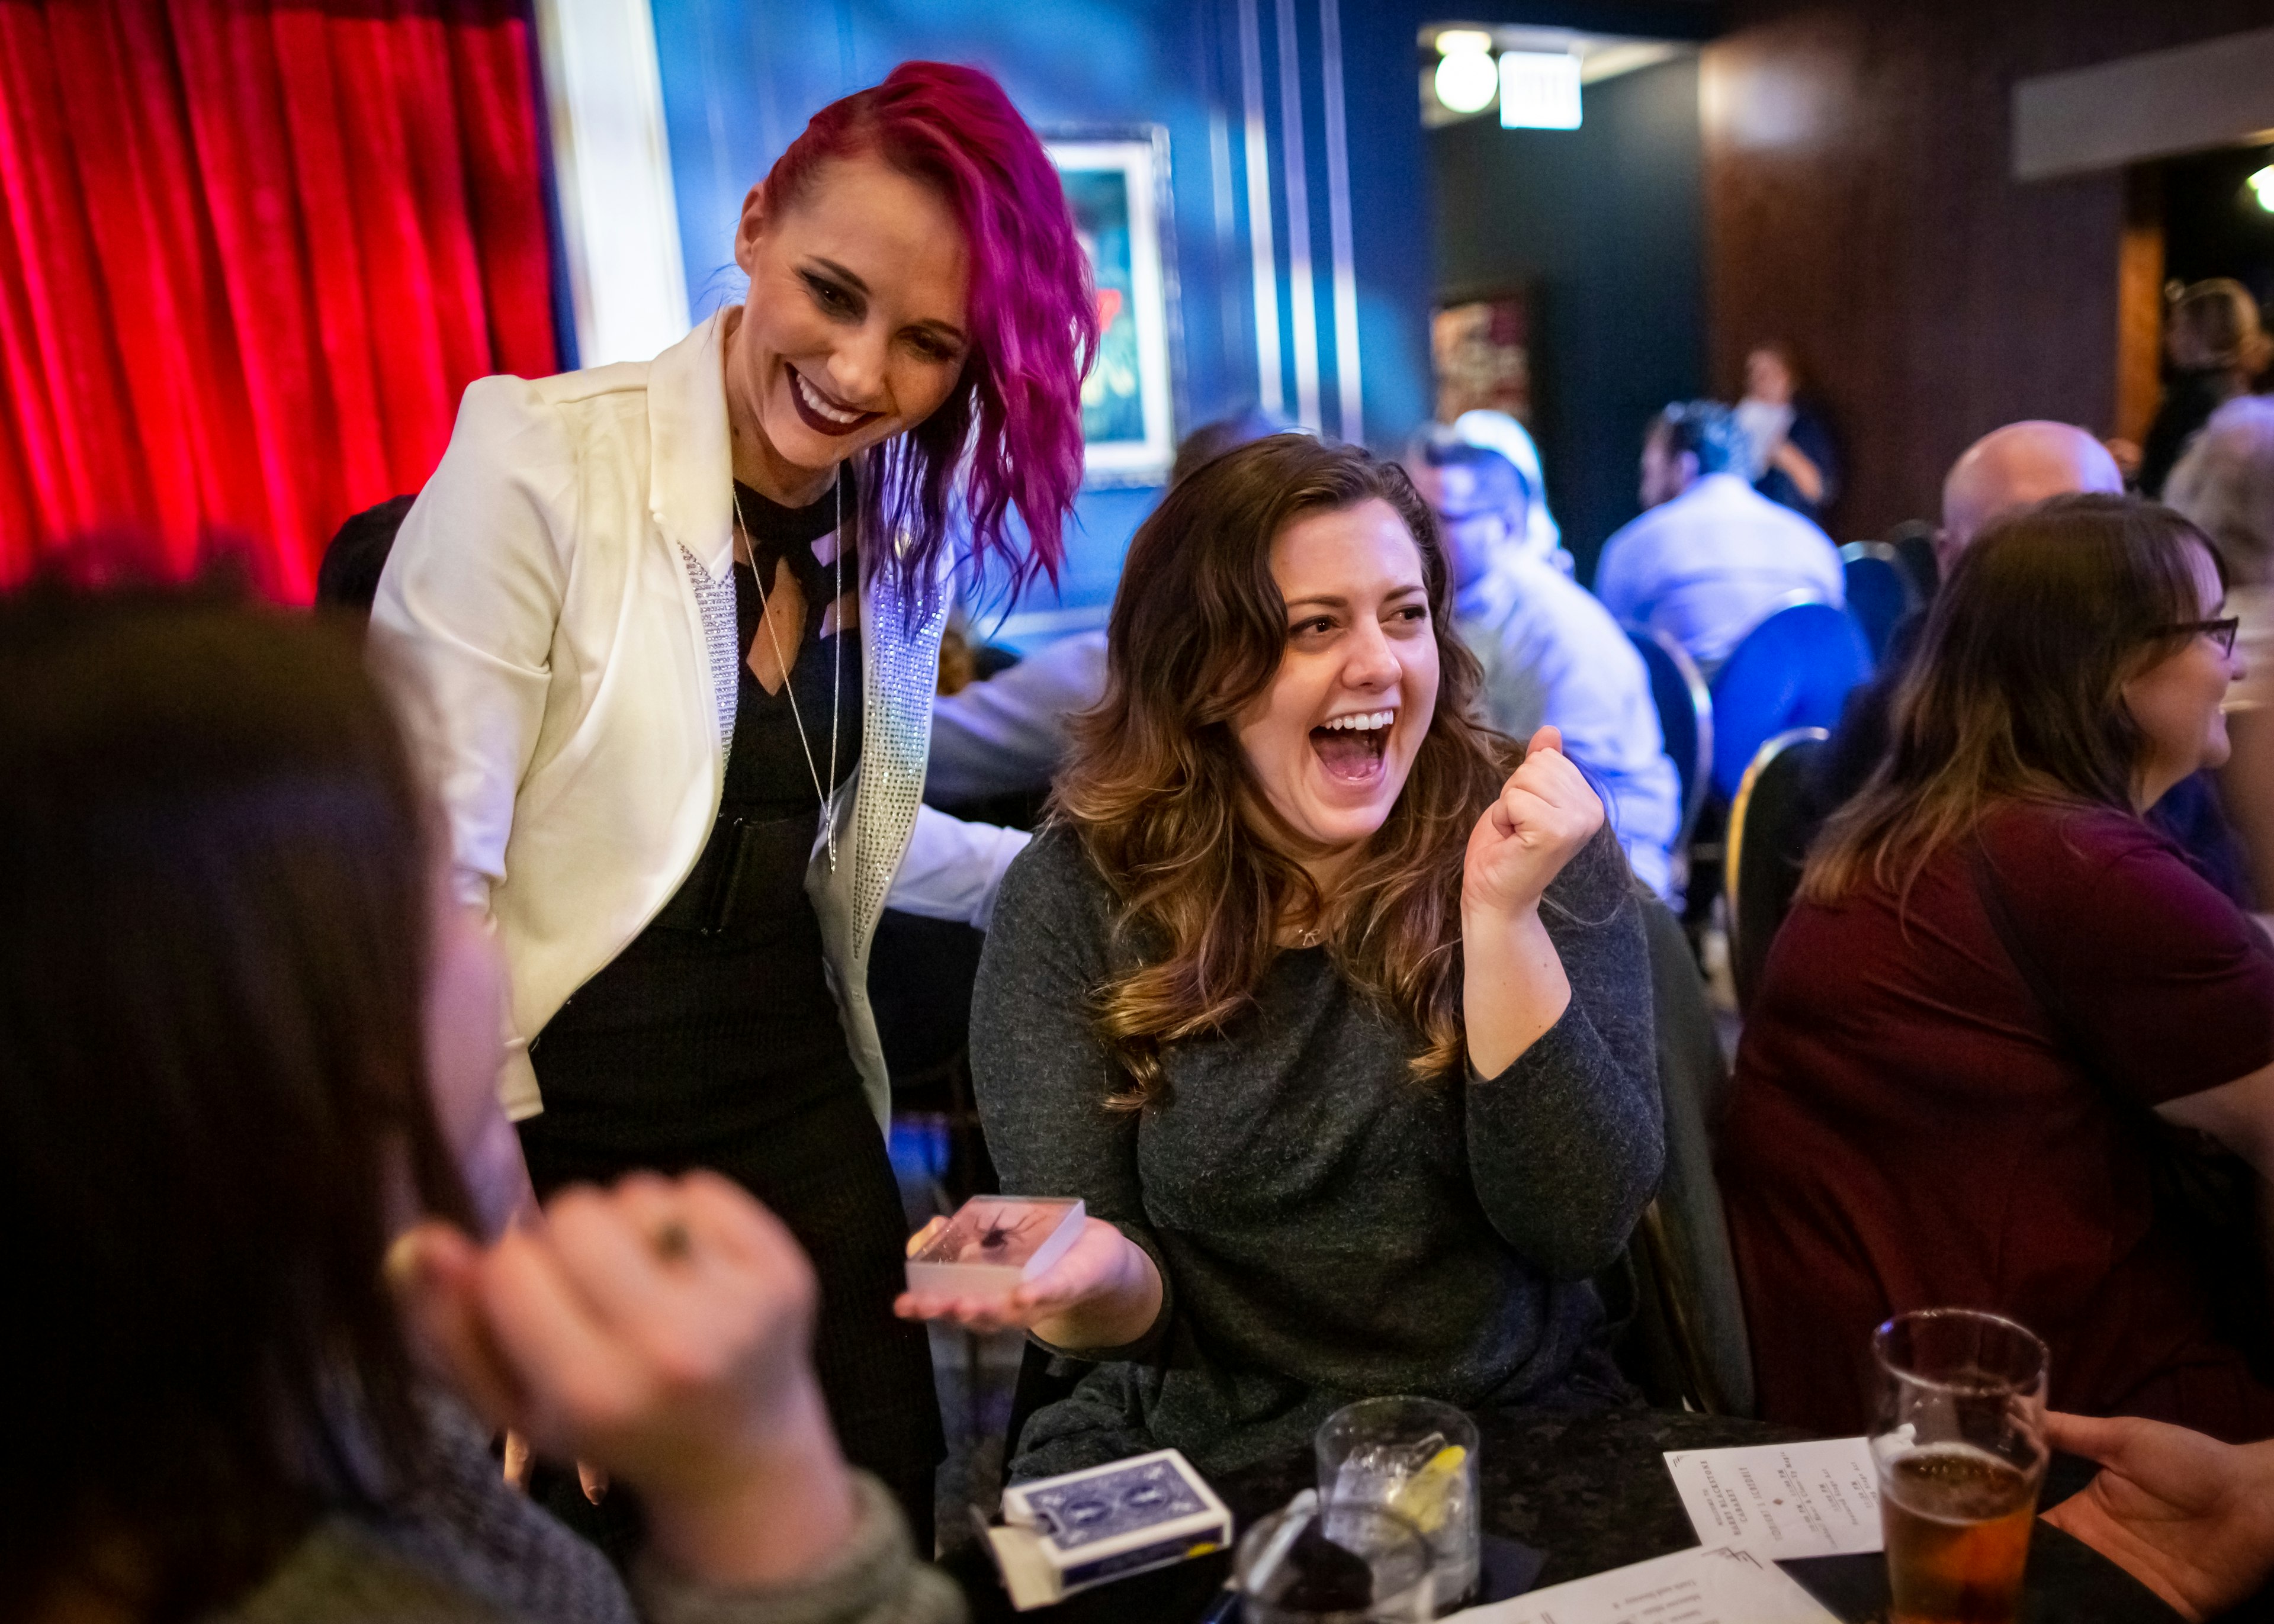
[1838,540,1920,664]
[1625,622,1714,848]
[1707,600,1870,802]
[1607,894,1755,1416]
[1725,729,1830,1014]
[1886,519,1941,604]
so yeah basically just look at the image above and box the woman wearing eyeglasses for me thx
[1721,494,2274,1443]
[370,62,1094,1541]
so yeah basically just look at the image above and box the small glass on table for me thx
[1871,1308,2050,1624]
[1314,1397,1480,1615]
[1236,1500,1433,1623]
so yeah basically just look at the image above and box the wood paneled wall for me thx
[1702,0,2274,541]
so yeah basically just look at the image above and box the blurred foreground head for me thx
[0,578,470,1619]
[1939,420,2123,566]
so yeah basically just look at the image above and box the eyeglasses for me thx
[2161,617,2241,657]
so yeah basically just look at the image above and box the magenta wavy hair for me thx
[761,62,1097,598]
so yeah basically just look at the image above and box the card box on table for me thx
[905,1195,1085,1296]
[984,1448,1233,1610]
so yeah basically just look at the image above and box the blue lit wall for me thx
[648,0,1436,647]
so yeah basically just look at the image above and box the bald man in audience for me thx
[1814,419,2253,903]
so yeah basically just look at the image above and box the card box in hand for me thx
[985,1448,1232,1609]
[905,1195,1085,1297]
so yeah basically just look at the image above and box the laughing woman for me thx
[900,436,1663,1477]
[371,63,1095,1538]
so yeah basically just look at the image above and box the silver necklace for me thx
[733,474,843,872]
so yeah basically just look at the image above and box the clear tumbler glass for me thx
[1236,1501,1434,1623]
[1315,1397,1480,1613]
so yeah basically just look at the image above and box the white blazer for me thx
[371,308,1027,1129]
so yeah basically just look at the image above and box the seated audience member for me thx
[2041,1411,2274,1623]
[1733,342,1839,524]
[1720,495,2274,1443]
[927,409,1289,809]
[0,584,958,1624]
[2140,278,2271,500]
[1594,400,1845,670]
[2170,395,2274,906]
[1409,428,1683,900]
[1449,408,1571,574]
[1816,422,2251,905]
[901,436,1663,1478]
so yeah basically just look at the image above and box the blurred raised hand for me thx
[389,1170,858,1587]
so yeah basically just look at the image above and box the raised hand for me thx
[2040,1410,2274,1623]
[894,1214,1162,1350]
[388,1171,857,1587]
[1463,725,1605,924]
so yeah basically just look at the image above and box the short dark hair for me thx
[1168,407,1295,488]
[316,493,416,617]
[1652,400,1745,477]
[0,580,473,1618]
[1412,427,1530,510]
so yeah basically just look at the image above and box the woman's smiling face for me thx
[728,152,972,495]
[1232,499,1441,858]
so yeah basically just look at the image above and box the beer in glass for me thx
[1871,1308,2048,1624]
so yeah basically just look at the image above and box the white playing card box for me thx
[983,1448,1233,1610]
[904,1195,1085,1295]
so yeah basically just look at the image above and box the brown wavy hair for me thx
[1054,434,1516,1107]
[1801,493,2221,907]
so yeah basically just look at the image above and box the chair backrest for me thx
[1885,519,1941,604]
[1624,622,1714,845]
[1838,540,1920,664]
[1707,602,1871,802]
[1724,728,1829,1012]
[1619,895,1755,1416]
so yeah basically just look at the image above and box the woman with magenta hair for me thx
[372,61,1096,1542]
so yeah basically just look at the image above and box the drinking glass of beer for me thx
[1871,1308,2049,1624]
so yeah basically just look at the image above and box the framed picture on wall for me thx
[1046,128,1177,486]
[1432,287,1534,426]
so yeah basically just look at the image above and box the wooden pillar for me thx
[2115,163,2165,448]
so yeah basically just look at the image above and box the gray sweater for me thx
[217,1396,965,1623]
[972,823,1663,1480]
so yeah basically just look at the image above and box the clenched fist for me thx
[1463,725,1605,923]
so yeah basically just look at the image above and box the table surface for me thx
[942,1407,2187,1623]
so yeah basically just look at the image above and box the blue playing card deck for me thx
[984,1448,1233,1609]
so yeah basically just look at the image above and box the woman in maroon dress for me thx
[1721,494,2274,1442]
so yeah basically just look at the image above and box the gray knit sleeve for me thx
[1464,825,1664,1279]
[629,1471,966,1624]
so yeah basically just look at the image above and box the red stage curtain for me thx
[0,0,558,599]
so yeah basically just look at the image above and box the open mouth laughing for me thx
[1309,708,1396,785]
[786,363,881,438]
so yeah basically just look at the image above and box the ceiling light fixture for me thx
[2250,164,2274,214]
[1500,50,1582,130]
[1434,33,1500,116]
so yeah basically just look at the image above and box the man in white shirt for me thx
[1594,400,1845,670]
[1411,429,1684,901]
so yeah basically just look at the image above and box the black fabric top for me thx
[974,822,1663,1479]
[528,474,865,1150]
[2139,370,2233,500]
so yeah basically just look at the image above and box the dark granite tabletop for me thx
[942,1406,2188,1622]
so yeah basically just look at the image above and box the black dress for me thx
[517,472,942,1549]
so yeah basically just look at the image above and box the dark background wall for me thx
[1702,0,2274,542]
[1433,54,1707,582]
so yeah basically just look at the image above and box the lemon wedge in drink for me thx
[1386,1444,1467,1534]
